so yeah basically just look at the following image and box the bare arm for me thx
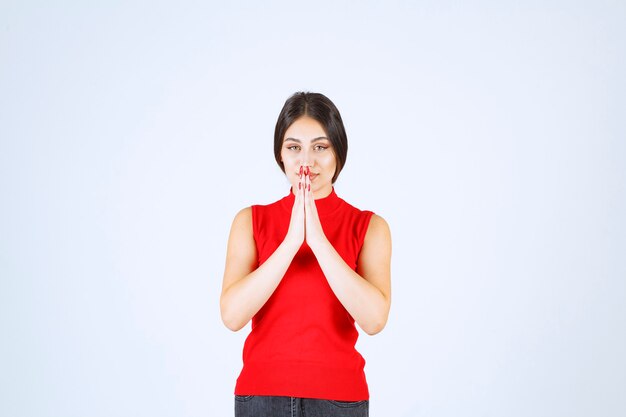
[219,207,301,331]
[308,214,392,335]
[220,177,309,332]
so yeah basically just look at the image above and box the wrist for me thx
[282,236,303,254]
[307,235,330,253]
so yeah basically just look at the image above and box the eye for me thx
[286,145,301,151]
[314,145,328,152]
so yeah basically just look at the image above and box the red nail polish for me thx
[305,167,310,176]
[299,166,303,176]
[299,182,301,190]
[308,184,310,191]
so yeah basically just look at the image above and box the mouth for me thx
[295,171,319,180]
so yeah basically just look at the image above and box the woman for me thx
[220,92,392,417]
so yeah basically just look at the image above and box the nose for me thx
[300,156,313,168]
[299,149,315,170]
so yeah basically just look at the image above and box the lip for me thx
[295,172,319,179]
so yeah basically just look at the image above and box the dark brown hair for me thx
[274,92,348,184]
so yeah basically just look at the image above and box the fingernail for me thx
[305,167,310,176]
[299,182,301,190]
[299,166,303,176]
[308,184,310,191]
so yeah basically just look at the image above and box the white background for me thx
[1,1,624,416]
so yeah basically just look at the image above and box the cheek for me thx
[280,151,291,164]
[281,152,298,172]
[321,153,337,170]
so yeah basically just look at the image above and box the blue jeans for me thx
[234,395,369,417]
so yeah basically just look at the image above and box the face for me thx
[280,116,337,198]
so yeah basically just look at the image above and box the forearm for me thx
[310,238,390,335]
[220,239,300,331]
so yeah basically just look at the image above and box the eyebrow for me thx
[284,136,329,143]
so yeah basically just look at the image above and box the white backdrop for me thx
[1,1,624,416]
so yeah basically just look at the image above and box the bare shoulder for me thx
[223,206,257,292]
[360,213,391,263]
[358,213,391,299]
[232,206,252,226]
[226,206,255,259]
[364,213,391,244]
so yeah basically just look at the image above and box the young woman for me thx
[220,92,392,417]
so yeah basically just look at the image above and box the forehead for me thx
[283,116,328,142]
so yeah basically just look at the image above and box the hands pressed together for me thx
[285,166,328,251]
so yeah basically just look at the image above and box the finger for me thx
[296,165,304,199]
[295,184,303,211]
[304,170,313,211]
[297,167,306,207]
[306,169,311,194]
[293,182,301,211]
[302,168,308,197]
[296,165,303,190]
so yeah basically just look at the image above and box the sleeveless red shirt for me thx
[234,187,374,401]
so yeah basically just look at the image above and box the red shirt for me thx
[234,187,374,401]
